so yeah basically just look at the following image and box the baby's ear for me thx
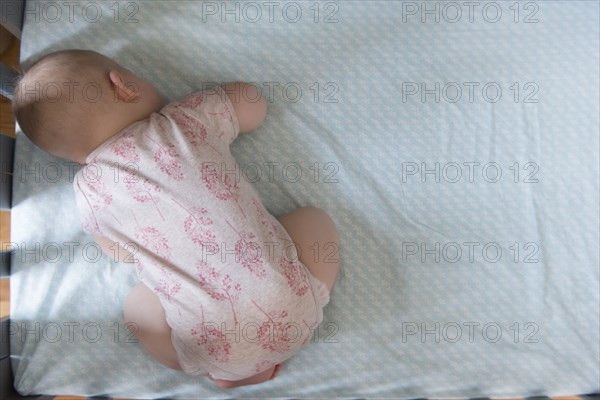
[109,70,139,102]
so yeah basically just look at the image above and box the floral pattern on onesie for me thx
[73,87,330,380]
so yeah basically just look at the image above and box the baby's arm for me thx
[93,236,136,263]
[221,82,267,133]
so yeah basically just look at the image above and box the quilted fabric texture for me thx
[10,1,599,397]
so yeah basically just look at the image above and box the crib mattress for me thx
[10,0,599,398]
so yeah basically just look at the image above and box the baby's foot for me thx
[270,363,282,380]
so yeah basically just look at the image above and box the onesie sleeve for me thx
[73,171,103,237]
[166,86,241,146]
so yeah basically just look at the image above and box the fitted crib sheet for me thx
[10,0,599,398]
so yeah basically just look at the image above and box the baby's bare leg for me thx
[124,284,277,388]
[277,206,340,292]
[212,364,281,388]
[123,283,183,371]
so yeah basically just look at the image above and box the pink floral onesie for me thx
[73,87,330,380]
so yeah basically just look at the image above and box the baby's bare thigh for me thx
[276,207,340,292]
[123,283,182,371]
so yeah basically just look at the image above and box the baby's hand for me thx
[93,236,136,263]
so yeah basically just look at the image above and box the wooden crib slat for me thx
[0,279,8,319]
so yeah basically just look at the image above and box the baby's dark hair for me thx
[12,49,118,152]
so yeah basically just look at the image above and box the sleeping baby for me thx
[12,49,340,388]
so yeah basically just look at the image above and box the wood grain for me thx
[0,278,8,318]
[0,37,20,138]
[0,34,19,320]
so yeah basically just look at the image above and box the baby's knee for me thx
[122,283,183,371]
[123,283,147,323]
[213,379,237,389]
[302,207,339,238]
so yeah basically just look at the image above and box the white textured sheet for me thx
[10,0,600,398]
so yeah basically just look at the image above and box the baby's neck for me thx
[78,109,154,164]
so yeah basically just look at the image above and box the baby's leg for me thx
[212,364,281,388]
[124,284,277,388]
[277,207,340,292]
[123,283,183,371]
[215,208,339,389]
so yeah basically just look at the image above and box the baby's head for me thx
[12,49,164,163]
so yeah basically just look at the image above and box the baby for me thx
[12,49,340,388]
